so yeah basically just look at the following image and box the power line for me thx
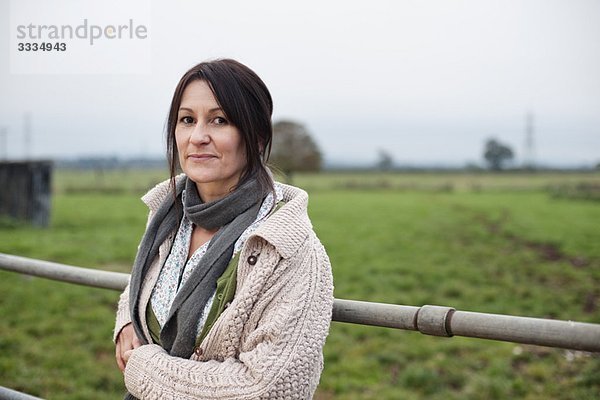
[0,127,7,160]
[524,111,535,169]
[24,113,32,159]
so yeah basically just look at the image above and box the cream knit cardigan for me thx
[114,179,334,399]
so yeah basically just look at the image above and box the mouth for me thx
[187,153,217,160]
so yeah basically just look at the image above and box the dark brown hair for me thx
[166,59,274,194]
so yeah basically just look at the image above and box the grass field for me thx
[1,169,599,399]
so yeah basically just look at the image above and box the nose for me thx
[190,122,210,145]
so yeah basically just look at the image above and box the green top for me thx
[146,252,239,347]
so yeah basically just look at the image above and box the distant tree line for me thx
[52,128,596,173]
[56,157,165,170]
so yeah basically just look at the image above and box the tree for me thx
[270,120,322,181]
[376,149,393,171]
[483,138,514,171]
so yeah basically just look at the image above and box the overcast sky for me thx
[1,0,599,167]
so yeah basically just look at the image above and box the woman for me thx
[114,59,334,400]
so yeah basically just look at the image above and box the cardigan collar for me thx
[250,182,312,259]
[141,175,312,259]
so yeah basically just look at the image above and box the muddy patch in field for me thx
[468,208,591,269]
[583,292,598,314]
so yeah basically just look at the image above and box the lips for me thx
[187,153,217,160]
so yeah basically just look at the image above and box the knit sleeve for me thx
[113,279,132,343]
[114,206,155,343]
[123,235,334,400]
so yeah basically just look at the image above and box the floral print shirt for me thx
[150,184,283,334]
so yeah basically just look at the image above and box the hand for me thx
[115,323,142,373]
[123,349,135,365]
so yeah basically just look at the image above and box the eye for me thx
[179,116,194,125]
[213,116,228,125]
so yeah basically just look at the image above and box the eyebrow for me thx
[178,107,223,113]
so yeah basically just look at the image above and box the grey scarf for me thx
[126,176,267,399]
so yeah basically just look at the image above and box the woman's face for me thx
[175,80,247,199]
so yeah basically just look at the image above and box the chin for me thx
[185,173,216,185]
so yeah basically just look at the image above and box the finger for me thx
[123,349,134,364]
[117,357,125,372]
[115,340,125,372]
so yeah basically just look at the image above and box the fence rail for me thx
[2,252,599,353]
[0,386,43,400]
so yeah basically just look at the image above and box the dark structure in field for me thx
[0,161,52,227]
